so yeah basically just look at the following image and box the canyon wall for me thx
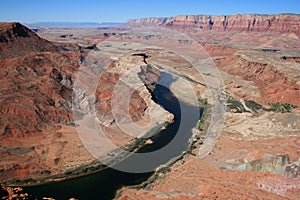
[0,22,168,183]
[127,14,300,35]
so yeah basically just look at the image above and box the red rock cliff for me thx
[126,14,300,35]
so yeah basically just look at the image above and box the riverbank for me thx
[18,72,202,200]
[2,64,173,187]
[114,102,208,199]
[4,119,172,187]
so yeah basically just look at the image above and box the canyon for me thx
[119,14,300,200]
[0,13,300,200]
[0,22,170,185]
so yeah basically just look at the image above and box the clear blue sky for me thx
[1,0,299,23]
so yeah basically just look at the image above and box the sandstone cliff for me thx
[126,14,300,35]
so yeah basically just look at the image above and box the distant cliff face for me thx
[126,14,300,35]
[127,17,166,26]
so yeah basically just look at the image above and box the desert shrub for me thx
[245,100,262,112]
[265,103,297,113]
[227,98,249,113]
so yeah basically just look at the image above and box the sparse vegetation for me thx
[230,98,297,113]
[155,64,164,70]
[187,134,205,156]
[197,98,209,131]
[203,73,211,76]
[245,100,263,113]
[229,98,297,113]
[227,97,249,113]
[265,103,297,113]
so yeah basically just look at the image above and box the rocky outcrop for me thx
[95,65,161,125]
[126,14,300,36]
[0,22,58,59]
[138,64,161,91]
[226,153,300,178]
[95,72,148,124]
[0,23,78,137]
[0,48,78,138]
[0,186,31,200]
[215,53,300,106]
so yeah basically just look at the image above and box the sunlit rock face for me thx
[127,14,300,36]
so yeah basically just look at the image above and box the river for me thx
[24,72,202,200]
